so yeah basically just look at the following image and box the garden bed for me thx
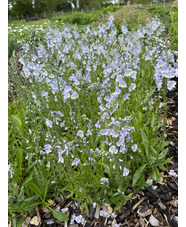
[8,12,178,227]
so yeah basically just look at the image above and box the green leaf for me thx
[17,215,25,227]
[65,191,74,199]
[16,149,23,171]
[160,141,170,149]
[49,207,69,221]
[41,181,49,201]
[12,174,22,184]
[158,148,168,160]
[25,162,36,175]
[141,129,149,156]
[80,202,89,214]
[132,164,147,187]
[9,201,41,212]
[43,202,49,208]
[8,214,23,222]
[32,167,42,188]
[151,113,155,128]
[11,115,22,127]
[23,176,33,186]
[151,168,160,181]
[150,146,157,156]
[28,182,42,201]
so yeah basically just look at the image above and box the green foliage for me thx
[145,4,172,32]
[51,5,122,26]
[94,7,152,32]
[101,5,122,14]
[48,207,69,221]
[169,5,178,51]
[53,12,98,25]
[9,0,34,17]
[8,38,19,58]
[8,16,176,224]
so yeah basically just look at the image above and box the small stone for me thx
[167,181,178,191]
[174,216,178,222]
[158,184,165,192]
[158,201,166,210]
[30,216,39,226]
[170,199,178,208]
[149,215,160,226]
[139,217,145,227]
[146,187,159,199]
[94,204,100,219]
[24,217,31,225]
[89,205,95,220]
[137,206,152,217]
[160,194,172,201]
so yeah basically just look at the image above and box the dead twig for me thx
[132,197,145,211]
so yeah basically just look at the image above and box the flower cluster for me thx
[8,13,178,219]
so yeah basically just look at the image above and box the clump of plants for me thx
[8,14,178,226]
[50,5,122,26]
[94,7,152,33]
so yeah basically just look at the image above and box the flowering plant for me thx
[8,14,177,224]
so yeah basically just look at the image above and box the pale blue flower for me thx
[100,210,110,218]
[44,144,52,154]
[46,119,52,128]
[71,91,79,99]
[47,220,54,225]
[100,177,109,185]
[169,169,178,177]
[116,138,124,146]
[72,158,80,166]
[27,62,35,69]
[131,144,138,152]
[19,57,24,64]
[129,83,136,91]
[156,78,162,90]
[46,162,50,168]
[109,145,118,154]
[8,164,13,178]
[146,179,153,186]
[111,131,119,138]
[63,91,70,99]
[58,154,64,163]
[104,96,110,102]
[119,80,127,88]
[61,208,68,213]
[99,104,106,111]
[123,167,129,176]
[123,93,130,101]
[100,129,109,136]
[167,80,176,91]
[77,130,84,138]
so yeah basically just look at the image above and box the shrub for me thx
[94,7,152,33]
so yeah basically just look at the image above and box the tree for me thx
[8,0,34,16]
[34,0,48,13]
